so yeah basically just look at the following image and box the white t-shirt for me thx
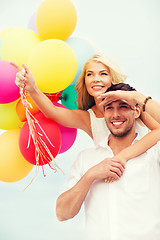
[64,136,160,240]
[87,108,148,146]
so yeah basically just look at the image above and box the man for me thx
[56,83,160,240]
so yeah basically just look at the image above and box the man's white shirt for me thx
[63,135,160,240]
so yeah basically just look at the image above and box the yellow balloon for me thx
[1,28,43,66]
[0,129,33,183]
[0,99,23,130]
[36,0,77,40]
[0,26,20,39]
[28,39,77,93]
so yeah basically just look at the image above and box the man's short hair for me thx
[104,83,138,110]
[106,83,136,92]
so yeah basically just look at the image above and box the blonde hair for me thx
[76,53,127,110]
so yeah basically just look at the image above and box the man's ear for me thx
[134,104,141,119]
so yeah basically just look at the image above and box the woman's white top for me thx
[87,108,148,146]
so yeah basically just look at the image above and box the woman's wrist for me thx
[114,153,127,165]
[28,84,40,96]
[134,92,146,108]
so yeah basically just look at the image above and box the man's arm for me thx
[56,158,124,221]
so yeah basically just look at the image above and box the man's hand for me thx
[88,157,125,182]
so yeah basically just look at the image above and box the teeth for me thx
[112,121,123,126]
[92,86,103,89]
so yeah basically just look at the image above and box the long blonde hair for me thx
[76,53,127,110]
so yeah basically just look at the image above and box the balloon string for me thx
[20,166,40,192]
[42,165,46,177]
[20,87,58,167]
[19,76,63,189]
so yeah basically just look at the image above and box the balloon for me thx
[36,0,77,40]
[16,91,63,122]
[66,37,96,84]
[0,60,20,103]
[1,28,43,66]
[16,95,40,122]
[0,26,19,39]
[44,91,63,102]
[0,99,24,130]
[0,38,2,59]
[60,85,78,110]
[27,39,77,93]
[19,112,62,165]
[27,12,39,34]
[0,129,33,183]
[54,102,77,153]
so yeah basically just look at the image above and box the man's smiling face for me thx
[104,100,137,138]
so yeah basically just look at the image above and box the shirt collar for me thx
[98,132,140,148]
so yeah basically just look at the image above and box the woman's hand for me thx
[97,90,137,109]
[105,157,126,184]
[10,62,37,93]
[88,157,125,183]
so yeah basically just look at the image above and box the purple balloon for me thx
[27,13,38,34]
[0,60,20,103]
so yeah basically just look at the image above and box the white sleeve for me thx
[156,141,160,163]
[62,152,84,192]
[150,141,160,163]
[135,120,148,138]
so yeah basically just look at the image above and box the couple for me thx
[12,52,160,239]
[56,83,160,240]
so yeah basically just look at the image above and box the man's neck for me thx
[108,130,137,155]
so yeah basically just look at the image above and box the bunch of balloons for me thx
[0,0,95,183]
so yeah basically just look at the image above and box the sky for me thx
[0,0,160,239]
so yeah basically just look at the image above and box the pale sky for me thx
[0,0,160,239]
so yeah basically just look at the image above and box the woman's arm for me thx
[98,90,160,123]
[117,112,160,163]
[135,92,160,124]
[105,113,160,183]
[11,62,91,134]
[116,129,160,165]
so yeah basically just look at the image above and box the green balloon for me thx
[60,85,78,110]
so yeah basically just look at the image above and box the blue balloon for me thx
[66,37,95,84]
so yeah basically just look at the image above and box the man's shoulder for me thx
[79,145,104,155]
[77,145,106,163]
[147,140,160,155]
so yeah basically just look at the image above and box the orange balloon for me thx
[0,129,33,183]
[16,95,39,122]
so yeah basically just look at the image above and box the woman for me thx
[11,54,130,142]
[11,53,160,181]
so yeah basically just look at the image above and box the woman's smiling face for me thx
[85,60,112,97]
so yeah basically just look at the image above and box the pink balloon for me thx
[0,60,20,103]
[54,102,77,153]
